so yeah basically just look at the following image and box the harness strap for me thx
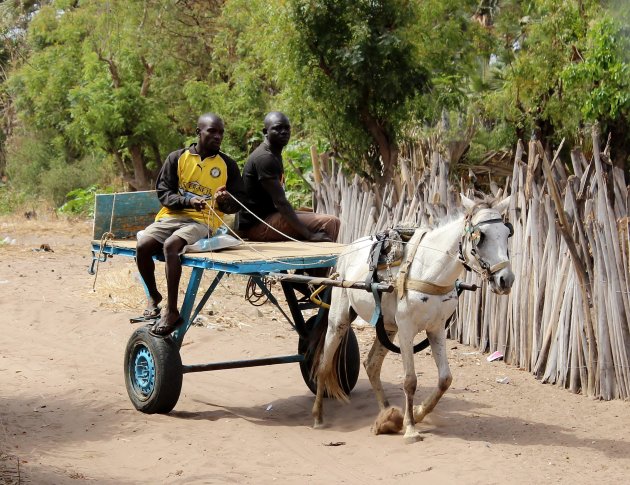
[404,279,455,295]
[365,236,386,291]
[488,260,509,274]
[396,229,427,299]
[371,283,433,355]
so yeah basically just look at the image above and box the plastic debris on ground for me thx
[487,351,504,362]
[496,377,510,384]
[1,236,16,245]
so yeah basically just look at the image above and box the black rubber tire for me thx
[124,325,183,414]
[299,314,361,396]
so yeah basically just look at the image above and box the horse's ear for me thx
[493,195,511,214]
[460,193,475,210]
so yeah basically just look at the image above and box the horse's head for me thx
[460,194,515,295]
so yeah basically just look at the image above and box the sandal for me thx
[141,306,162,320]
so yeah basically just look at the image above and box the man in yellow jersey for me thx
[136,113,245,337]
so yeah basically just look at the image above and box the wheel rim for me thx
[131,345,156,398]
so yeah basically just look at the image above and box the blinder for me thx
[469,218,514,244]
[504,221,514,238]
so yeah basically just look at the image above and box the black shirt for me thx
[239,141,284,229]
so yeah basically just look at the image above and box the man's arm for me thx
[215,155,245,214]
[158,150,224,211]
[156,150,191,209]
[261,178,330,242]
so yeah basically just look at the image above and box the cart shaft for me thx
[266,272,394,292]
[182,354,304,373]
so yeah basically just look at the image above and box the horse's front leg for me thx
[398,326,423,443]
[364,327,397,410]
[413,325,452,423]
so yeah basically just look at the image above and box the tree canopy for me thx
[0,0,627,206]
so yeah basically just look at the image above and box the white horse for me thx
[311,194,515,443]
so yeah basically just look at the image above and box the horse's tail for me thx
[308,315,351,404]
[307,315,328,384]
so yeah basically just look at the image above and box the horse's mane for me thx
[429,194,498,229]
[463,193,499,216]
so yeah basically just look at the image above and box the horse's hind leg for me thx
[364,328,397,410]
[312,293,352,428]
[413,326,452,423]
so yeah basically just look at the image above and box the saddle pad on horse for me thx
[369,224,419,270]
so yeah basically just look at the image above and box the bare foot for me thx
[150,311,184,338]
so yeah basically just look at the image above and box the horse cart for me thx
[89,191,393,414]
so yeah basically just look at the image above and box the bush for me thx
[57,185,100,217]
[283,139,326,209]
[5,132,115,207]
[0,184,30,215]
[4,134,52,197]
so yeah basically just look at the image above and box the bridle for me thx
[458,211,513,280]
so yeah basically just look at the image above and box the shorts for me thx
[140,218,210,245]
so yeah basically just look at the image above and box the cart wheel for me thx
[124,326,183,414]
[299,315,360,396]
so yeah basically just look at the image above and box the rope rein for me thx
[91,192,116,291]
[224,191,342,249]
[203,196,338,267]
[92,188,510,298]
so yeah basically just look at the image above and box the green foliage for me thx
[0,184,29,215]
[5,132,114,206]
[186,0,279,160]
[476,0,629,168]
[283,140,325,208]
[272,0,486,182]
[5,133,57,195]
[2,0,629,210]
[561,17,629,126]
[58,185,106,217]
[8,1,189,192]
[281,0,431,180]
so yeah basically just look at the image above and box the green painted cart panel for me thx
[93,191,161,240]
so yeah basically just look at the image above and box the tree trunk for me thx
[129,145,150,190]
[359,107,398,187]
[608,117,630,182]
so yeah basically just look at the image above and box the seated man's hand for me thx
[308,230,332,243]
[214,185,229,204]
[189,196,206,211]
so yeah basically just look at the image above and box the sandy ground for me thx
[1,216,630,485]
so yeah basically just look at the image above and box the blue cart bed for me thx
[90,238,345,273]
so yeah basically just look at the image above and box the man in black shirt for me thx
[239,112,340,242]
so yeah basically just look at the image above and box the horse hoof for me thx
[313,419,324,429]
[413,405,427,423]
[403,431,424,444]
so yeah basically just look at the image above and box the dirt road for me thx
[1,217,629,484]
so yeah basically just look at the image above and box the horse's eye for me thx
[476,231,485,246]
